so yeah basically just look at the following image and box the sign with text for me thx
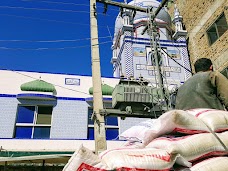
[136,64,181,73]
[65,78,80,85]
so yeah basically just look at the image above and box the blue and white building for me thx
[111,0,192,87]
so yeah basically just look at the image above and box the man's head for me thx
[194,58,213,73]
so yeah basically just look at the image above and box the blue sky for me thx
[0,0,161,77]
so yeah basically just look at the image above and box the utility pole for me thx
[90,0,107,154]
[147,7,168,110]
[90,0,169,153]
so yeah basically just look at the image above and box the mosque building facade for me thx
[0,0,191,168]
[111,0,192,87]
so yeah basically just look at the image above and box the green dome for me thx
[21,80,56,93]
[89,84,114,96]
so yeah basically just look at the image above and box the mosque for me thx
[0,0,191,169]
[111,0,191,83]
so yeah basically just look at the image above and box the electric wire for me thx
[0,5,116,17]
[0,5,91,14]
[0,40,113,50]
[158,28,193,74]
[5,69,91,95]
[0,13,117,32]
[0,36,112,43]
[21,0,122,13]
[21,0,90,7]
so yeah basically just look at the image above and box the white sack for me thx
[99,147,191,170]
[120,110,209,146]
[119,119,157,143]
[63,145,109,171]
[190,157,228,171]
[146,131,228,162]
[187,108,228,132]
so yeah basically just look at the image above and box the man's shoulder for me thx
[177,72,210,91]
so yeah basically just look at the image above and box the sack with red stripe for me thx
[175,157,228,171]
[99,147,191,171]
[63,145,109,171]
[120,110,210,146]
[146,131,228,162]
[187,108,228,132]
[189,157,228,171]
[142,110,210,146]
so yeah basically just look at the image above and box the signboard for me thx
[136,64,181,73]
[167,49,181,59]
[65,78,80,85]
[133,47,146,57]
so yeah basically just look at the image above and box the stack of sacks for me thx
[120,109,228,170]
[63,109,228,171]
[63,145,191,171]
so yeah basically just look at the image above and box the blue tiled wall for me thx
[0,96,89,139]
[0,97,18,138]
[51,99,89,139]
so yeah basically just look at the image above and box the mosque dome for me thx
[21,79,56,93]
[113,0,171,43]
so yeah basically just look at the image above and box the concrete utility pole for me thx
[90,0,107,154]
[90,0,169,153]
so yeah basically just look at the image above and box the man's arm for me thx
[210,71,228,108]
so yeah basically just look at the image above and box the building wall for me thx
[51,99,89,139]
[0,97,18,138]
[174,0,228,71]
[0,95,90,139]
[120,36,188,86]
[0,70,122,140]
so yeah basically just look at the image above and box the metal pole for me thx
[148,7,168,109]
[90,0,107,154]
[141,0,169,35]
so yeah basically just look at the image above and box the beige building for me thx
[170,0,228,76]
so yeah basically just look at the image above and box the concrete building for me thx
[171,0,228,77]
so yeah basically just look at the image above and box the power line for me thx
[0,13,90,26]
[7,69,91,95]
[0,13,116,29]
[157,28,192,74]
[0,5,90,14]
[21,0,123,13]
[0,5,112,16]
[0,36,112,43]
[21,0,90,7]
[0,40,113,51]
[0,12,221,33]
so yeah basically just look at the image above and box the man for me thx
[175,58,228,110]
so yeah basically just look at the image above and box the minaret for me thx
[120,8,134,78]
[172,4,187,39]
[172,4,192,80]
